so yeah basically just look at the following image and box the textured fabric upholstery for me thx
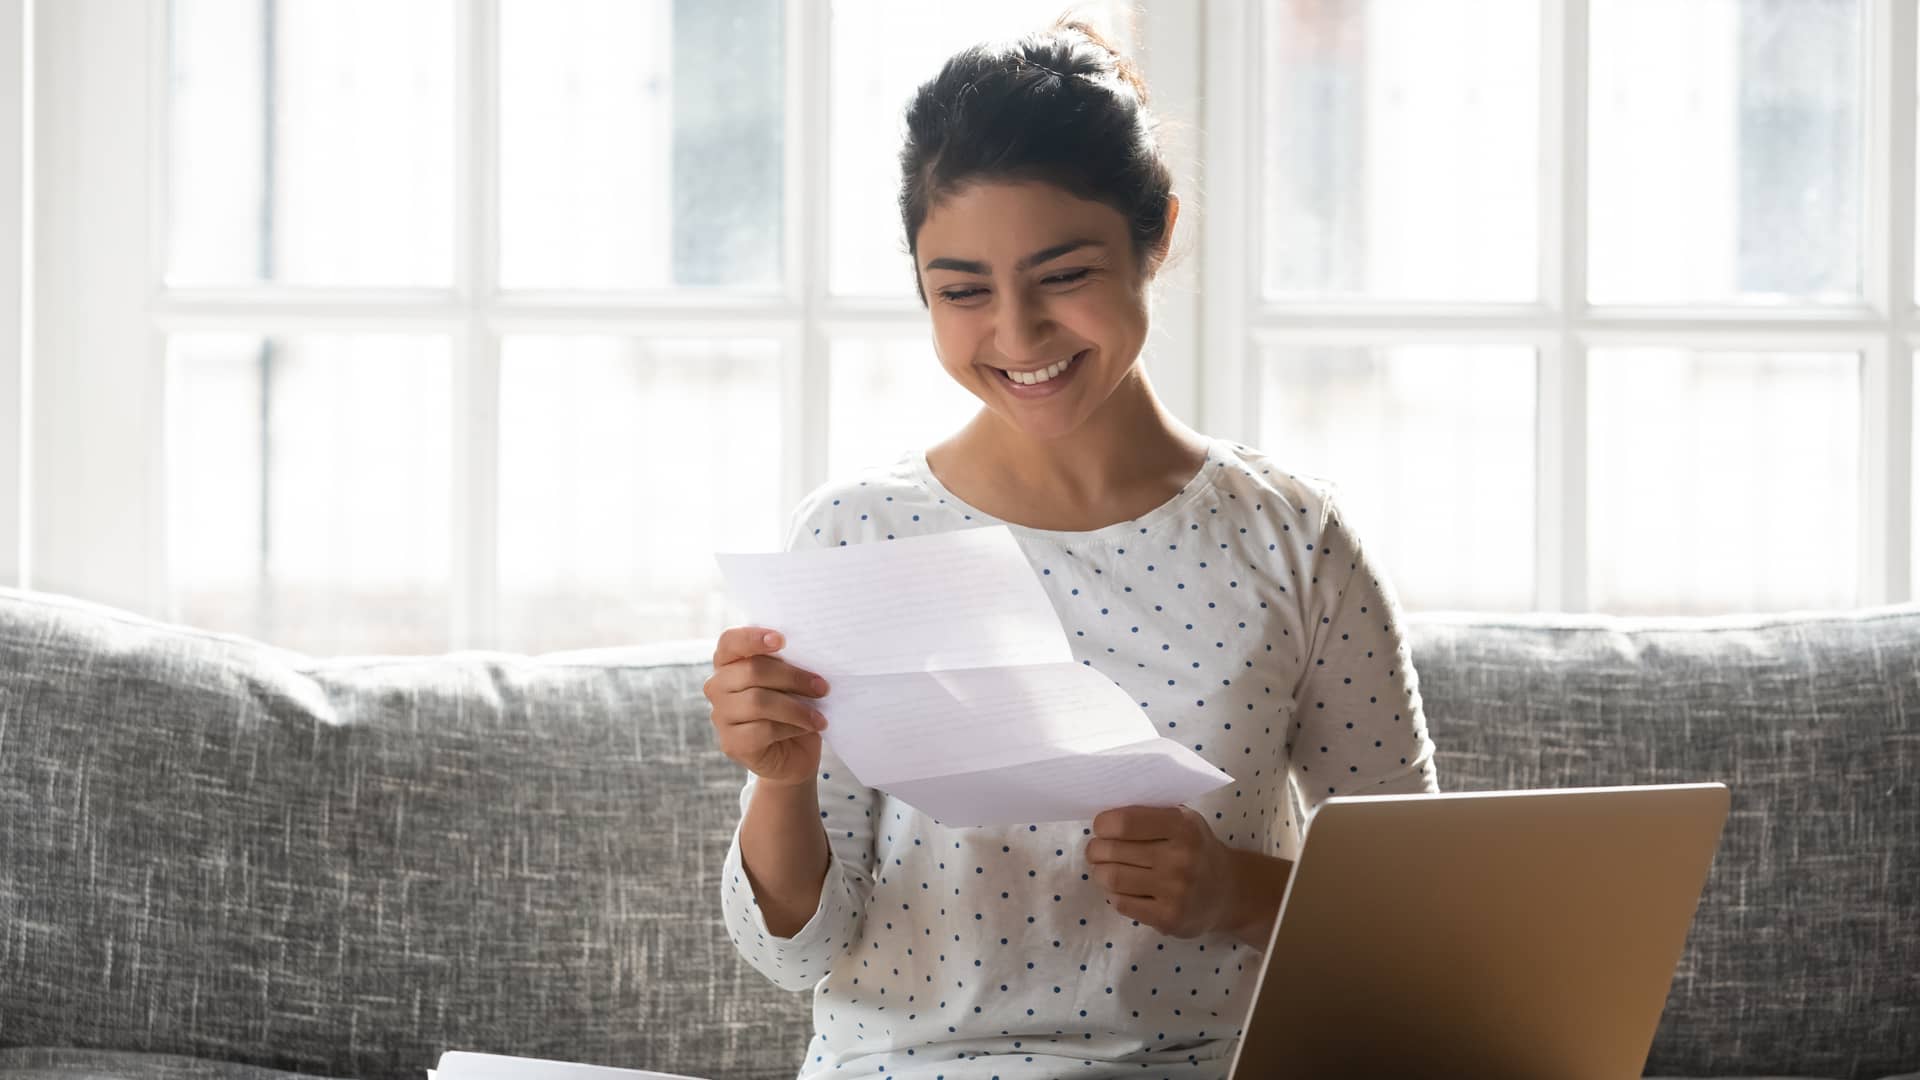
[0,588,1914,1079]
[1407,609,1919,1080]
[0,590,810,1080]
[0,1048,338,1079]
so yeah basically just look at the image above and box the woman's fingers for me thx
[706,631,830,704]
[1085,837,1160,869]
[712,625,786,668]
[707,626,829,786]
[720,688,826,737]
[1089,861,1159,899]
[707,654,829,699]
[1108,894,1166,927]
[719,718,819,760]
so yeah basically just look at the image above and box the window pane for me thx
[1588,0,1865,306]
[1256,345,1536,610]
[828,2,1136,298]
[828,338,982,476]
[498,0,782,291]
[1589,349,1858,613]
[165,0,454,287]
[1261,0,1540,302]
[498,337,783,652]
[165,334,453,655]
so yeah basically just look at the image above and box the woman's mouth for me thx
[994,349,1088,396]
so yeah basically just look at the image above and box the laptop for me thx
[1227,782,1729,1080]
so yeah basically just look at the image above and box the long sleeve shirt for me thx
[719,435,1441,1079]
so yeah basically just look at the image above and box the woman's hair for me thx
[898,17,1175,304]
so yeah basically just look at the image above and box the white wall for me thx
[31,0,159,613]
[0,0,28,590]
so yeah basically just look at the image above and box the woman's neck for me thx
[927,367,1210,533]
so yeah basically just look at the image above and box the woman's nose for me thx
[993,292,1056,364]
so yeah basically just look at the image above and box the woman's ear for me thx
[1149,192,1180,276]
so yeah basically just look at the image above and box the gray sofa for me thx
[0,586,1913,1080]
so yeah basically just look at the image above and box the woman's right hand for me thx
[704,626,832,788]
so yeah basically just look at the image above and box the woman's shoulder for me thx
[781,451,947,549]
[1205,436,1343,525]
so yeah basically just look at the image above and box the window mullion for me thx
[1539,0,1590,613]
[451,0,500,649]
[1872,0,1918,603]
[1198,0,1255,445]
[787,0,829,514]
[1864,338,1909,604]
[34,0,157,616]
[1136,2,1203,428]
[1,0,29,590]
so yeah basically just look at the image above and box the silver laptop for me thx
[1227,783,1729,1080]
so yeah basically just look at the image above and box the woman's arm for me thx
[1224,847,1296,949]
[739,776,832,938]
[717,494,880,988]
[720,748,877,991]
[1288,489,1441,804]
[1087,805,1296,949]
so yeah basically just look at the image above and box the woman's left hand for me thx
[1086,805,1238,939]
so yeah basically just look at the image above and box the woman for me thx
[704,20,1439,1079]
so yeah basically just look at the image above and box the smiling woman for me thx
[917,182,1168,455]
[896,21,1197,530]
[708,16,1440,1080]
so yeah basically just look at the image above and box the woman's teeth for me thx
[1002,352,1081,385]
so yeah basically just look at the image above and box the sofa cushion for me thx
[1408,607,1920,1080]
[0,589,807,1080]
[3,587,1916,1080]
[0,1047,338,1078]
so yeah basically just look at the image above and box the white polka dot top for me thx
[720,435,1441,1080]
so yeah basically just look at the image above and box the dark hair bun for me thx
[897,17,1174,303]
[1051,18,1150,106]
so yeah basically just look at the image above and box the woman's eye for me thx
[937,269,1087,303]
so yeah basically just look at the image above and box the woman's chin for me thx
[990,409,1085,443]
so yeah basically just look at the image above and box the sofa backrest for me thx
[1,589,1915,1080]
[1406,608,1919,1080]
[0,589,811,1080]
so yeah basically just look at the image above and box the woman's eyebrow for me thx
[922,239,1105,275]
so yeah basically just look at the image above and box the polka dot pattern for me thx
[719,437,1441,1078]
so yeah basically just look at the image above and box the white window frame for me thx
[1200,0,1920,611]
[20,0,1919,639]
[23,0,1200,643]
[0,0,29,592]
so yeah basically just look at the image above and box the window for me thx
[1204,0,1916,615]
[149,0,1132,654]
[25,1,1920,651]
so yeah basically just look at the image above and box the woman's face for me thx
[914,180,1161,443]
